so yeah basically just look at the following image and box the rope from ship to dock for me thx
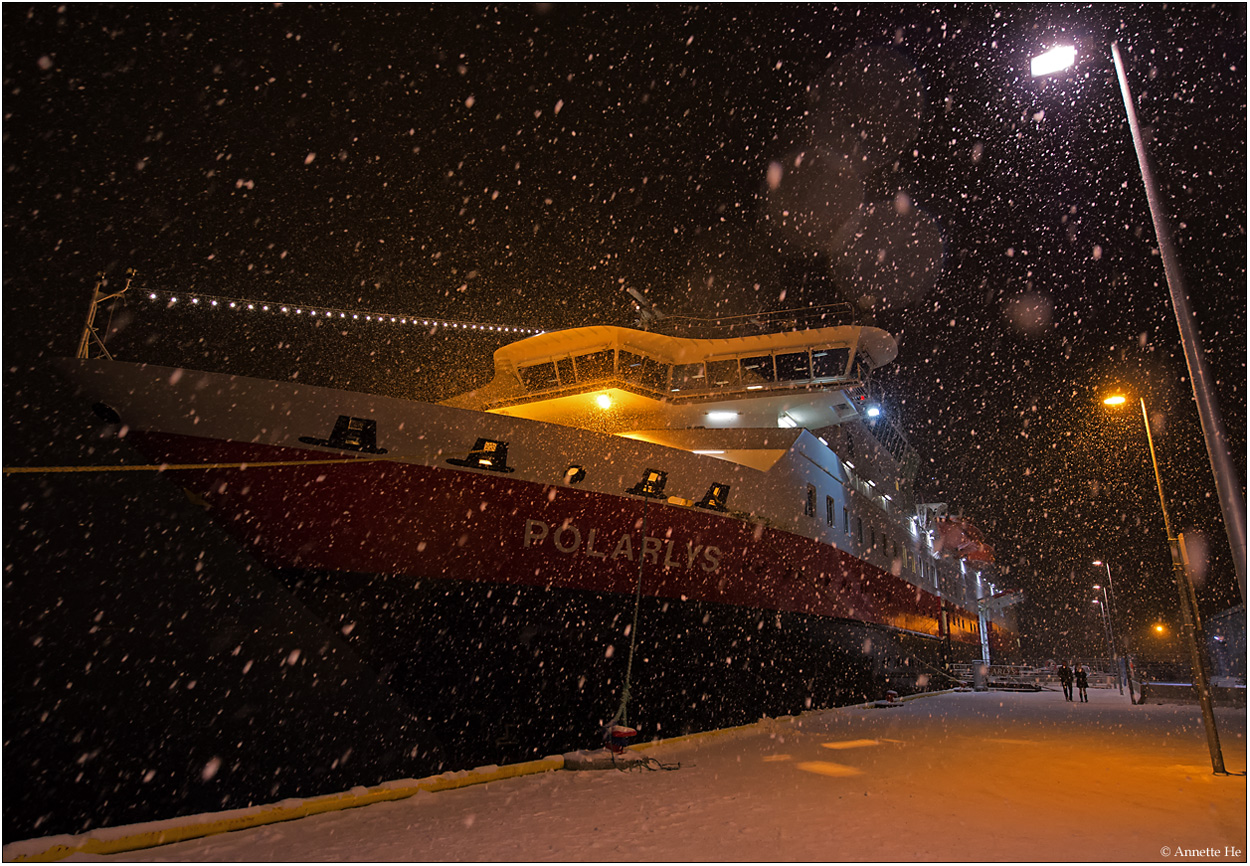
[2,455,397,475]
[603,493,680,772]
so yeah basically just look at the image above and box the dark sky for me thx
[4,4,1246,655]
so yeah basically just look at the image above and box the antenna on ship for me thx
[626,287,666,331]
[76,269,135,360]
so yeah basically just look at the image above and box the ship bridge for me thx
[440,324,898,439]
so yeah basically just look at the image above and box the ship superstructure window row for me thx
[513,345,854,398]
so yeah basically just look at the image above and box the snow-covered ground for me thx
[28,688,1249,862]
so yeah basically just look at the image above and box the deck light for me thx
[596,393,612,410]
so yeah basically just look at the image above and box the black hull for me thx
[280,568,980,769]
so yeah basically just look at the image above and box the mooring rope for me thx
[2,455,396,475]
[608,494,649,730]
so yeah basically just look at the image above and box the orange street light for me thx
[1102,389,1226,773]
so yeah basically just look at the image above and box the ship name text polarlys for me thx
[522,518,723,572]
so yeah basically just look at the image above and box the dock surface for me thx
[33,688,1249,861]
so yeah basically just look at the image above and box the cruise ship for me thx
[61,300,1019,764]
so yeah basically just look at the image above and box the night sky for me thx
[5,5,1246,656]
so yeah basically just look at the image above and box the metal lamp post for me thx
[1093,559,1130,698]
[1092,586,1123,694]
[1030,42,1246,606]
[1103,394,1226,775]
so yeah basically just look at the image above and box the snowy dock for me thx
[6,688,1245,862]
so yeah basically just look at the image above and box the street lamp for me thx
[1103,391,1227,774]
[1031,42,1246,606]
[1091,598,1117,690]
[1093,559,1131,697]
[1093,585,1123,695]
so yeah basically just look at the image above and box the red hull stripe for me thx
[131,430,988,646]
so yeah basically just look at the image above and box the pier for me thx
[8,687,1244,862]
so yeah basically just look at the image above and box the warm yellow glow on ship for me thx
[596,393,612,409]
[1103,394,1127,406]
[821,739,881,750]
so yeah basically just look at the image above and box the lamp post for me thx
[1031,42,1246,606]
[1093,559,1130,697]
[1103,393,1226,774]
[1092,586,1123,695]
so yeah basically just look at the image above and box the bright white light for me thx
[866,406,881,418]
[595,393,612,410]
[707,411,739,422]
[693,450,726,455]
[149,293,157,299]
[777,414,797,429]
[1031,45,1076,78]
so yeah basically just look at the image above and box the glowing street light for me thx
[1102,391,1226,774]
[1029,45,1076,78]
[1031,41,1245,604]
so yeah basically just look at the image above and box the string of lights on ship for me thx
[137,288,547,336]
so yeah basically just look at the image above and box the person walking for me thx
[1075,665,1089,702]
[1057,663,1073,701]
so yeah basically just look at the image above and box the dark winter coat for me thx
[1057,665,1073,684]
[1074,669,1089,688]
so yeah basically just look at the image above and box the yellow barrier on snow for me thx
[3,756,565,862]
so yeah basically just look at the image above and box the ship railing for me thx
[647,303,856,339]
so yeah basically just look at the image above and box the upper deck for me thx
[441,321,897,427]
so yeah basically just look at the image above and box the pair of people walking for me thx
[1056,663,1089,702]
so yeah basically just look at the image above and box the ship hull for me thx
[60,357,1008,762]
[275,565,977,767]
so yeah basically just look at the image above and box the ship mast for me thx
[76,269,135,360]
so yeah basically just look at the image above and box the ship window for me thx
[843,507,849,533]
[639,356,670,392]
[671,362,706,392]
[617,350,647,384]
[826,495,835,527]
[812,347,851,379]
[555,356,575,386]
[775,351,811,381]
[706,359,740,389]
[804,484,817,518]
[740,354,775,384]
[857,516,864,545]
[519,361,559,390]
[575,349,616,382]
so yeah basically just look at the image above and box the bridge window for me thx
[618,350,647,384]
[519,361,558,390]
[671,362,705,392]
[639,356,670,391]
[812,347,850,379]
[706,359,740,389]
[826,495,835,527]
[740,354,775,384]
[804,484,817,518]
[574,349,615,382]
[775,350,810,381]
